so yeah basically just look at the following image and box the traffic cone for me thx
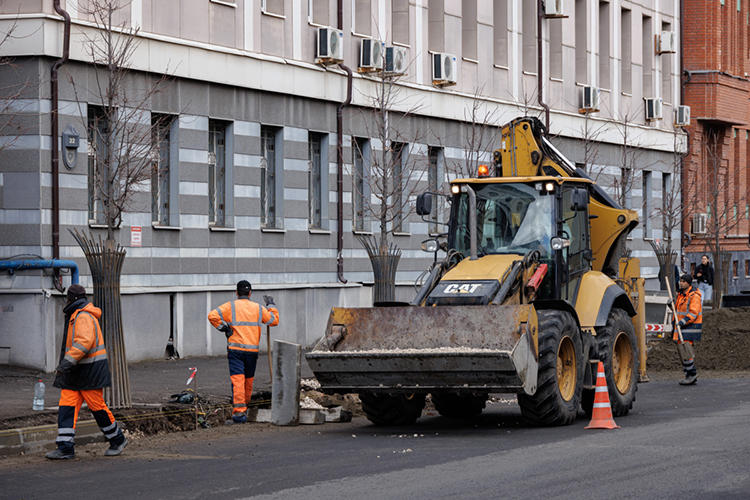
[584,361,620,430]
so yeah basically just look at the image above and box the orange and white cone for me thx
[584,361,620,430]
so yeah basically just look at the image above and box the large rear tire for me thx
[359,392,426,426]
[584,307,638,417]
[518,310,583,426]
[431,393,487,418]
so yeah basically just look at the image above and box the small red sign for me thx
[130,226,142,247]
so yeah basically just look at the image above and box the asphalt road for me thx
[2,377,749,500]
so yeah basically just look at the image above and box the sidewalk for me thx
[0,351,315,422]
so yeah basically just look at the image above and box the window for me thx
[621,9,632,94]
[87,106,108,225]
[261,126,280,228]
[643,15,653,97]
[427,146,443,234]
[392,0,409,45]
[522,0,536,73]
[549,8,562,79]
[392,142,407,233]
[599,1,610,89]
[308,133,324,229]
[661,22,672,103]
[309,0,328,25]
[745,260,749,278]
[151,115,175,226]
[208,121,228,227]
[354,0,371,36]
[462,0,477,60]
[493,0,508,67]
[643,171,652,238]
[575,0,587,83]
[353,137,369,232]
[733,260,739,279]
[428,2,444,52]
[662,173,672,239]
[262,0,284,16]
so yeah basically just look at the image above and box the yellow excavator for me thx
[306,117,647,426]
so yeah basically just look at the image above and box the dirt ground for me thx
[647,307,750,371]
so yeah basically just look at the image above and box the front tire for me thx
[359,392,426,426]
[584,308,640,417]
[584,307,638,417]
[518,310,584,426]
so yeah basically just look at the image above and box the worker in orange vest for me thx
[673,274,702,385]
[46,284,127,459]
[208,280,279,423]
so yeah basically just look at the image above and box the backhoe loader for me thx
[306,117,647,426]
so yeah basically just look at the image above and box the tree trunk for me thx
[71,229,131,408]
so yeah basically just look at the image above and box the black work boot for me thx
[679,372,698,385]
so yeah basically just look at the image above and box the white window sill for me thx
[209,226,237,232]
[210,0,236,7]
[262,9,285,19]
[261,227,286,233]
[88,222,109,229]
[309,228,332,235]
[152,222,181,230]
[352,230,373,235]
[393,232,411,237]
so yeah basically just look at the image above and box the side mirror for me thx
[416,192,432,216]
[571,188,589,212]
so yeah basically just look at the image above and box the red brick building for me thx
[683,0,750,297]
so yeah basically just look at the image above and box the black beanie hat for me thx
[680,274,693,285]
[237,280,252,295]
[67,284,87,301]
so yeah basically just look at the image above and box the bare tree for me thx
[66,0,176,407]
[351,67,427,302]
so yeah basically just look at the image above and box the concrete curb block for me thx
[0,420,105,458]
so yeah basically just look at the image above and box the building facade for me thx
[0,0,684,371]
[683,0,750,298]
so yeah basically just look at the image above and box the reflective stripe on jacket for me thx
[208,297,279,352]
[673,286,702,341]
[53,302,112,391]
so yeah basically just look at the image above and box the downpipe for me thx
[537,0,550,135]
[336,0,352,284]
[0,260,80,285]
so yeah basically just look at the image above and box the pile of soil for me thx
[647,307,750,371]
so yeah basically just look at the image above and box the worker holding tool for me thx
[208,280,279,423]
[46,284,127,459]
[673,274,702,385]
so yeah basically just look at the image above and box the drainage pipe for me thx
[0,260,80,285]
[51,0,71,291]
[336,0,352,284]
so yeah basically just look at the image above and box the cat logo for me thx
[444,283,481,294]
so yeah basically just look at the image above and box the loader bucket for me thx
[305,305,539,395]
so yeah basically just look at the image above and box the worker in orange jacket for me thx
[46,284,127,459]
[673,274,702,385]
[208,280,279,423]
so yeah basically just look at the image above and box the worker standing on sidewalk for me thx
[208,281,279,423]
[46,284,127,460]
[674,274,702,385]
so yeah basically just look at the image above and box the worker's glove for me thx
[219,323,232,337]
[263,295,276,308]
[667,299,673,306]
[678,319,687,329]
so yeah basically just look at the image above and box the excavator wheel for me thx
[359,392,426,426]
[431,393,488,418]
[518,309,583,426]
[583,307,639,417]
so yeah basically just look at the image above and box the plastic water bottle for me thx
[33,379,45,411]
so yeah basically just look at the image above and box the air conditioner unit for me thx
[579,86,601,113]
[693,213,707,234]
[316,27,343,64]
[432,52,457,87]
[384,46,407,76]
[545,0,564,17]
[675,105,691,127]
[657,31,677,54]
[645,97,663,121]
[359,38,384,73]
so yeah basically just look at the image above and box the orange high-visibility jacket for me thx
[673,286,702,341]
[208,297,279,352]
[54,302,112,390]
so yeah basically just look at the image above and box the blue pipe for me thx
[0,260,79,285]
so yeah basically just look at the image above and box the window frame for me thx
[208,120,234,228]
